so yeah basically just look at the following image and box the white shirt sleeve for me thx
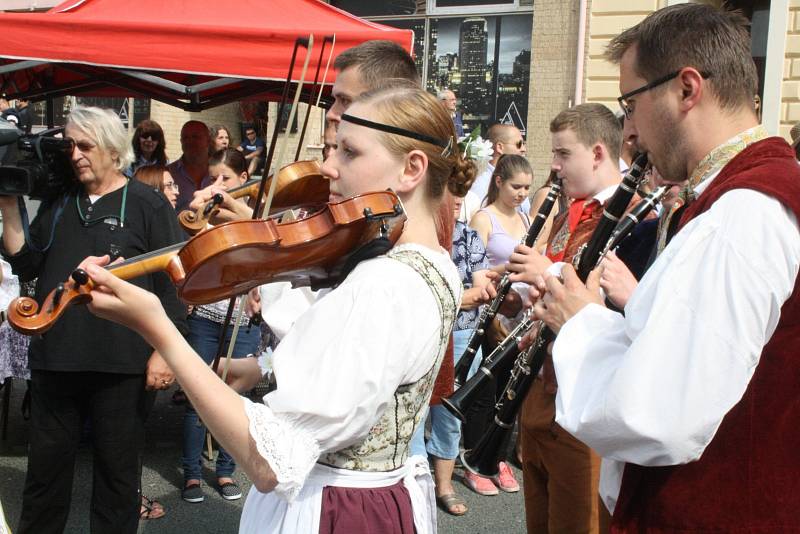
[244,254,457,501]
[553,189,800,468]
[259,282,321,341]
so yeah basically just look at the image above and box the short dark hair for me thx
[210,148,249,177]
[605,3,758,113]
[550,103,622,162]
[334,40,419,89]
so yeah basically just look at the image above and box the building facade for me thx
[1,0,795,182]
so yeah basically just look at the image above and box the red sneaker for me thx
[492,461,520,493]
[463,470,499,496]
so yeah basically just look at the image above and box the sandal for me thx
[436,493,468,516]
[140,495,165,520]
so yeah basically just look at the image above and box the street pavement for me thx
[0,378,526,533]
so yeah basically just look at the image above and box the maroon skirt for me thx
[318,480,415,534]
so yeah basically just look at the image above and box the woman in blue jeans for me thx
[181,149,261,503]
[411,195,491,515]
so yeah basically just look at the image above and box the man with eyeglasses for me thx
[462,123,527,222]
[523,4,800,532]
[503,102,645,533]
[0,107,186,533]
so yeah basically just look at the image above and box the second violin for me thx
[177,160,329,235]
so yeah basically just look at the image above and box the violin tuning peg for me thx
[50,283,66,311]
[71,269,90,287]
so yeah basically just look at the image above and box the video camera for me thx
[0,117,76,200]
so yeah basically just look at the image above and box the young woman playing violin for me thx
[78,86,476,534]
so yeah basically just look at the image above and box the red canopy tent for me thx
[0,0,413,110]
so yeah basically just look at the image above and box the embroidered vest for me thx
[612,138,800,533]
[318,248,458,471]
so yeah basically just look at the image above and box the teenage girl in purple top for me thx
[469,154,533,268]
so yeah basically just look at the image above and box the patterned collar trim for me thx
[683,125,768,201]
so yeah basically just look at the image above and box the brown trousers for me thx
[519,377,610,534]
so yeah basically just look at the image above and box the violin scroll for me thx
[8,270,96,336]
[177,208,208,235]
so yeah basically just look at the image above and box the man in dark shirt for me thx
[0,106,186,534]
[236,126,265,176]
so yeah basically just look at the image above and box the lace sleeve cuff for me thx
[242,398,321,502]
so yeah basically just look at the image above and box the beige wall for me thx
[780,0,800,142]
[149,101,242,163]
[527,0,669,187]
[527,0,582,187]
[148,100,325,167]
[584,0,664,110]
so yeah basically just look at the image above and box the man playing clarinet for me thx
[530,4,800,532]
[504,102,645,533]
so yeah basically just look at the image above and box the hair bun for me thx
[448,156,477,197]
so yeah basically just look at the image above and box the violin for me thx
[8,190,406,336]
[178,160,329,235]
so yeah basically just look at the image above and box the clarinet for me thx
[596,185,667,266]
[491,184,666,438]
[460,153,651,478]
[452,172,561,387]
[443,307,537,422]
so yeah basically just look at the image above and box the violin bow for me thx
[294,35,336,161]
[210,36,314,377]
[259,35,314,219]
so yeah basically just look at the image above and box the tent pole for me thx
[46,98,55,129]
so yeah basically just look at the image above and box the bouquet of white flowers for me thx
[458,125,492,174]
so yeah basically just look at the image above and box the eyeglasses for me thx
[140,133,158,141]
[67,138,96,153]
[163,181,179,192]
[504,139,525,149]
[618,69,711,120]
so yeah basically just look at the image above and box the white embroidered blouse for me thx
[241,244,462,502]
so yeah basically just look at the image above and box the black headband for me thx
[341,113,453,155]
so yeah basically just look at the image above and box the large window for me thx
[330,0,532,136]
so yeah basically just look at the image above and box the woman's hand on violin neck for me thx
[188,186,252,224]
[84,260,171,347]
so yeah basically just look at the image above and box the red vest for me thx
[612,137,800,533]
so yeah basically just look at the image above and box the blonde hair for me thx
[66,106,134,172]
[357,87,476,201]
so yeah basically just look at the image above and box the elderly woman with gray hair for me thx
[0,106,187,533]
